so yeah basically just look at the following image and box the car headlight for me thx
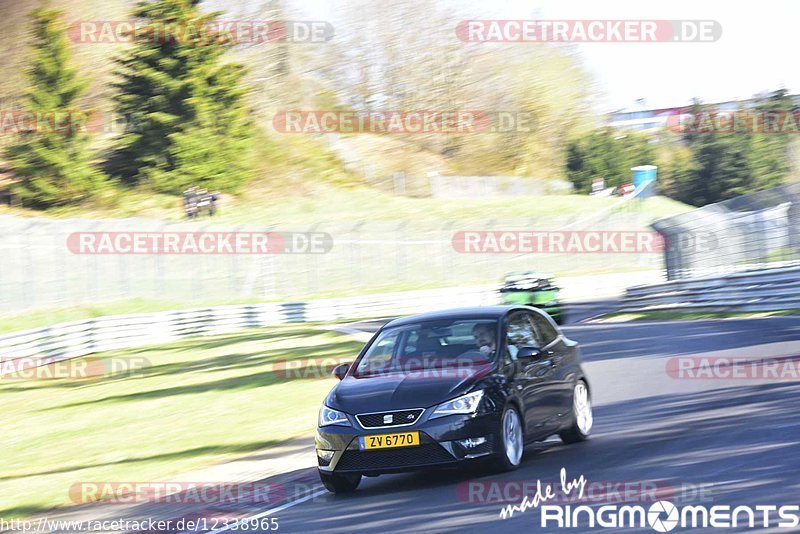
[318,405,351,427]
[431,390,485,419]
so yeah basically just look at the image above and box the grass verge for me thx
[0,324,363,519]
[0,187,691,225]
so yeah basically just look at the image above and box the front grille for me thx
[356,409,424,428]
[336,444,455,471]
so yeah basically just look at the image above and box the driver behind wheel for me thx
[472,323,496,356]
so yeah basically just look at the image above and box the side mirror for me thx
[331,363,350,380]
[517,346,542,360]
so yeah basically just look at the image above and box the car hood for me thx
[328,363,493,414]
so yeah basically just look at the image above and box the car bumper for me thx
[316,412,501,475]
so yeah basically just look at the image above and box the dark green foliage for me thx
[570,90,795,207]
[566,128,656,193]
[666,92,794,206]
[6,7,105,208]
[110,0,255,194]
[748,89,794,191]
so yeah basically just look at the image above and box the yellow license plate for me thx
[360,431,420,450]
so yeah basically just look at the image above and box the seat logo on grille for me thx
[383,414,393,424]
[407,413,416,420]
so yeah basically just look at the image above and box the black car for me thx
[315,306,592,493]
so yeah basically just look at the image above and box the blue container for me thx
[631,165,657,189]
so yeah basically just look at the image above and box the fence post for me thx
[396,220,408,281]
[308,223,321,294]
[349,221,365,289]
[441,221,455,284]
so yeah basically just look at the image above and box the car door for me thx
[528,309,577,423]
[505,311,559,438]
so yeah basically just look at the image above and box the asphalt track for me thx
[232,307,800,534]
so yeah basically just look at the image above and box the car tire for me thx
[559,380,592,443]
[319,471,362,494]
[492,405,524,472]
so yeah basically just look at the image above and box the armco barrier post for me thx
[281,302,307,323]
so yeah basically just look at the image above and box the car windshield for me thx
[353,319,499,377]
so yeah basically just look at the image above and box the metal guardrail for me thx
[620,265,800,314]
[652,182,800,280]
[0,270,663,371]
[0,285,499,371]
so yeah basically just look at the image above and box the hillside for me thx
[0,167,692,226]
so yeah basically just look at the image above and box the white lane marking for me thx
[580,312,608,323]
[207,487,327,534]
[581,315,800,326]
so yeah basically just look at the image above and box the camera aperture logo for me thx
[500,469,799,530]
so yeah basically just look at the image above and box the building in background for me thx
[607,94,800,133]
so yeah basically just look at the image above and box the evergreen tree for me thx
[671,93,793,206]
[110,0,255,194]
[748,89,794,191]
[6,7,105,208]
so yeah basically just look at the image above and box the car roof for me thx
[383,306,521,327]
